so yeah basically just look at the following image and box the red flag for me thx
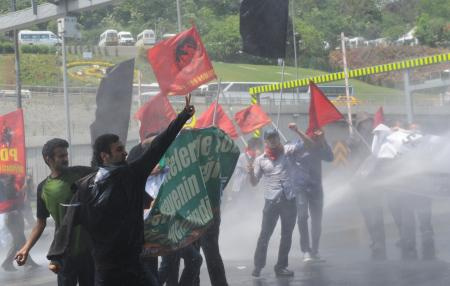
[373,107,385,128]
[306,82,344,136]
[134,93,177,141]
[0,109,26,214]
[195,102,238,138]
[234,104,271,134]
[147,26,216,96]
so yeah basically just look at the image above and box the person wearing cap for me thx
[288,125,334,263]
[15,138,95,286]
[248,126,310,278]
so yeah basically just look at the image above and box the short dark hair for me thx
[263,129,279,140]
[247,137,263,150]
[91,134,119,167]
[42,138,69,165]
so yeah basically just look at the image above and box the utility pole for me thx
[404,70,414,124]
[11,0,22,109]
[341,32,353,135]
[58,18,72,163]
[176,0,182,32]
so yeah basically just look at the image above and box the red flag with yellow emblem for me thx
[147,26,216,96]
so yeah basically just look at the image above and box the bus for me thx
[135,29,156,46]
[18,30,61,46]
[99,29,118,46]
[203,82,354,104]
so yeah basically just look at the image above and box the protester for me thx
[228,137,263,201]
[288,124,334,262]
[47,95,194,286]
[248,128,304,277]
[350,116,387,260]
[391,124,435,260]
[1,174,39,271]
[127,132,166,286]
[15,138,95,285]
[21,172,37,228]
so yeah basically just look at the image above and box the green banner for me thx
[142,127,240,256]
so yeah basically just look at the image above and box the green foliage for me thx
[0,42,14,54]
[415,0,450,47]
[21,45,57,54]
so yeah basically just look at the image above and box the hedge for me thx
[0,42,15,54]
[21,45,57,54]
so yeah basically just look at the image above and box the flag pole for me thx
[217,83,251,147]
[276,59,286,128]
[341,32,353,135]
[347,121,372,151]
[290,0,300,102]
[212,78,221,126]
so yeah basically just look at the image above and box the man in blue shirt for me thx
[288,124,333,262]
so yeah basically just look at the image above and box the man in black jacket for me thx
[48,95,195,286]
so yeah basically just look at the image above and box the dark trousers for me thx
[200,215,228,286]
[158,245,202,286]
[2,210,38,268]
[57,253,95,286]
[254,197,297,270]
[94,258,148,286]
[387,192,435,260]
[296,188,323,255]
[141,256,161,286]
[356,189,386,259]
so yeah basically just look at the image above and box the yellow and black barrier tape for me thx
[249,52,450,95]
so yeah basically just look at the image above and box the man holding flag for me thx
[47,95,195,286]
[248,126,313,277]
[289,124,334,262]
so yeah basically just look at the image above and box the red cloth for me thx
[306,81,344,137]
[134,93,177,141]
[373,106,385,128]
[0,109,26,214]
[195,101,238,139]
[264,146,284,161]
[234,104,271,134]
[147,26,216,96]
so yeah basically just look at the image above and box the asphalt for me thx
[1,189,450,286]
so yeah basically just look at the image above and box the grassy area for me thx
[211,62,403,100]
[0,54,404,101]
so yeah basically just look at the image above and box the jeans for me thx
[158,245,202,286]
[141,256,161,286]
[387,191,435,260]
[356,189,386,259]
[296,187,323,255]
[200,215,228,286]
[254,196,297,270]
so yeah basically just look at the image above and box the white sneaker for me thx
[303,252,313,263]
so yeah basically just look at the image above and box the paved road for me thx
[1,188,450,285]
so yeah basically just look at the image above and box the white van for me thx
[117,31,135,46]
[99,29,118,47]
[136,29,156,46]
[18,30,61,46]
[161,33,177,41]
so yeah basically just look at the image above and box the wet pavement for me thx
[1,191,450,285]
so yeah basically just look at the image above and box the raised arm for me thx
[314,129,334,162]
[288,123,314,150]
[130,94,195,179]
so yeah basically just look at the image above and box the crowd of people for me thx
[0,95,443,286]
